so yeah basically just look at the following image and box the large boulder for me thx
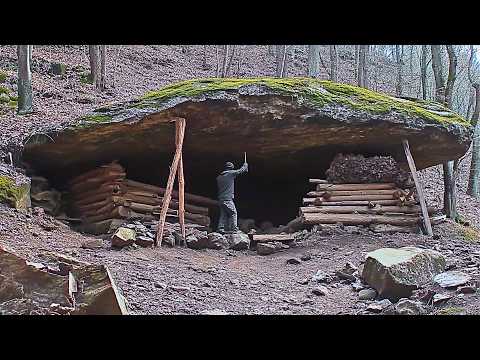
[361,247,446,301]
[23,78,471,196]
[0,172,31,211]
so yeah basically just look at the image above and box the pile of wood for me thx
[300,179,436,230]
[69,162,217,233]
[325,154,413,188]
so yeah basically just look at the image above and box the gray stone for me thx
[200,309,229,315]
[434,271,472,289]
[456,285,476,294]
[225,232,250,250]
[301,254,312,261]
[257,243,276,256]
[207,232,229,250]
[81,239,103,249]
[273,241,289,250]
[286,258,301,265]
[135,236,154,248]
[351,280,366,292]
[366,299,392,313]
[433,293,453,304]
[395,298,426,315]
[111,227,136,248]
[358,288,377,300]
[312,270,330,283]
[312,285,329,296]
[185,234,207,249]
[361,247,446,301]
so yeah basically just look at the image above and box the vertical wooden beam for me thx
[402,139,433,236]
[155,118,186,247]
[177,129,186,243]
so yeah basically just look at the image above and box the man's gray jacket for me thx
[216,162,248,201]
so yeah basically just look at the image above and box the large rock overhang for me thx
[22,78,472,222]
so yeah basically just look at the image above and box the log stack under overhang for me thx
[300,179,438,232]
[69,162,217,233]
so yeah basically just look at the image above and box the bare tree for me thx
[225,45,236,76]
[276,45,287,78]
[88,45,107,91]
[202,45,208,69]
[395,45,404,96]
[420,45,428,100]
[467,45,480,198]
[329,45,338,82]
[431,45,458,219]
[221,45,229,78]
[357,45,368,88]
[268,45,275,56]
[308,45,320,78]
[17,45,33,115]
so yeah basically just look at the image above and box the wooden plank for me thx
[156,119,186,247]
[402,139,433,236]
[252,234,294,242]
[302,213,421,226]
[303,198,403,206]
[316,194,395,202]
[316,183,396,191]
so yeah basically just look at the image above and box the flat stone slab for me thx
[434,271,472,288]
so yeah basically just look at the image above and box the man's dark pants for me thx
[218,199,238,232]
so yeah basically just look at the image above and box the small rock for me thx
[311,270,330,283]
[170,285,191,293]
[366,299,392,313]
[395,298,426,315]
[286,258,301,265]
[135,236,154,248]
[154,282,168,289]
[257,243,276,256]
[351,280,366,292]
[200,309,229,315]
[312,285,329,296]
[358,288,377,301]
[456,285,476,294]
[81,239,103,249]
[225,232,250,250]
[273,241,289,250]
[111,227,136,248]
[298,278,309,285]
[434,271,472,289]
[300,254,312,261]
[207,232,229,250]
[433,293,453,304]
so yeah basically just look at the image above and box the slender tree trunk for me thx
[225,45,236,76]
[443,161,457,219]
[308,45,320,78]
[215,46,220,77]
[421,45,428,100]
[221,45,229,78]
[395,45,403,96]
[88,45,102,90]
[357,45,368,88]
[100,45,106,90]
[276,45,287,77]
[354,45,359,80]
[445,45,457,109]
[268,45,275,55]
[236,46,243,75]
[467,44,480,197]
[329,45,338,82]
[431,45,446,104]
[202,45,208,69]
[17,45,33,114]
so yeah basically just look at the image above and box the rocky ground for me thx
[1,45,480,315]
[1,204,478,315]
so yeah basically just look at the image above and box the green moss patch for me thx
[138,78,469,127]
[437,307,466,315]
[0,70,7,83]
[0,85,10,95]
[0,176,30,210]
[79,114,113,123]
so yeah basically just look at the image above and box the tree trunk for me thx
[268,45,275,55]
[420,45,427,100]
[329,45,338,82]
[443,161,457,219]
[276,45,287,78]
[99,45,106,91]
[221,45,229,78]
[17,45,33,115]
[225,45,236,76]
[308,45,320,78]
[202,45,208,69]
[431,45,446,104]
[467,44,480,198]
[88,45,103,90]
[445,45,457,109]
[395,45,403,96]
[215,46,220,77]
[354,45,359,79]
[357,45,368,88]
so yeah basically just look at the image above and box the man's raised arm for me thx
[231,161,248,176]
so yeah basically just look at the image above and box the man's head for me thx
[224,162,234,170]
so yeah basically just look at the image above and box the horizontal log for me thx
[305,198,409,206]
[369,224,419,234]
[302,213,421,226]
[299,205,435,215]
[68,163,124,186]
[125,179,219,207]
[72,183,122,201]
[309,179,328,184]
[76,198,111,213]
[308,190,398,197]
[317,194,395,202]
[252,234,294,242]
[158,212,211,227]
[113,193,209,215]
[316,183,397,191]
[70,172,126,194]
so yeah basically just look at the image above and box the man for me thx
[216,159,248,233]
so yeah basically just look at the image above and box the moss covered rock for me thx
[0,175,31,211]
[23,78,472,183]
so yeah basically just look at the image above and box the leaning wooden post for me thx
[402,139,433,236]
[155,118,186,247]
[177,130,186,243]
